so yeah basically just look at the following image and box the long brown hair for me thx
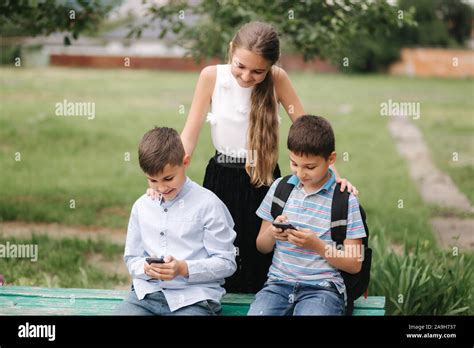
[229,22,280,187]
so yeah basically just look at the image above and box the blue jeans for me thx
[247,281,345,316]
[114,290,221,316]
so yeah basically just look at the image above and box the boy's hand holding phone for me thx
[146,257,165,264]
[271,215,297,241]
[287,227,320,251]
[144,255,189,280]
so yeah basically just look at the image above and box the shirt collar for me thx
[287,167,336,196]
[160,177,191,208]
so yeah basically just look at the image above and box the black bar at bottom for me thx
[0,315,472,346]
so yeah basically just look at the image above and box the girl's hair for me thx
[229,22,280,187]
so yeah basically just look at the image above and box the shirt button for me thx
[164,208,168,212]
[160,232,164,236]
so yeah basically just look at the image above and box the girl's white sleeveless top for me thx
[207,64,252,159]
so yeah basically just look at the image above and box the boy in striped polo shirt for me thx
[248,115,366,316]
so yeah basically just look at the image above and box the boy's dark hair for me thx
[138,127,185,175]
[287,115,335,159]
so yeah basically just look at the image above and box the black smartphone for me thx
[272,222,297,231]
[146,257,165,264]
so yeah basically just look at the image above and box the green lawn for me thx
[1,67,473,314]
[1,67,473,248]
[0,234,128,289]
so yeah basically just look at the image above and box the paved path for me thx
[388,116,473,250]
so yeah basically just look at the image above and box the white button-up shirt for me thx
[124,177,237,311]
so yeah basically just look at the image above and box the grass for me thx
[1,67,472,315]
[0,234,128,289]
[3,68,471,248]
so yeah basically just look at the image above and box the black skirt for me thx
[203,152,281,293]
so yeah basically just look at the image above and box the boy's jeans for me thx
[115,289,221,316]
[247,280,345,316]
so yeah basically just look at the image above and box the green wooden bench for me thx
[0,286,385,315]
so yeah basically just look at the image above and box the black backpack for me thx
[270,175,372,315]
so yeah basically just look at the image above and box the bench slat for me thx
[353,296,386,309]
[0,286,385,316]
[352,309,385,316]
[0,286,126,300]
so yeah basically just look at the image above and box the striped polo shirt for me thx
[256,168,366,297]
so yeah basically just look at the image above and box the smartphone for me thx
[146,257,165,264]
[272,222,297,231]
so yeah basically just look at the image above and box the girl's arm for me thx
[273,66,305,122]
[181,66,217,156]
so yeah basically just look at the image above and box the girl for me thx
[150,22,357,293]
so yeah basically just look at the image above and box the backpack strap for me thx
[331,183,350,246]
[270,175,295,220]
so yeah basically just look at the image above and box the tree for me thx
[398,0,473,47]
[0,0,118,45]
[129,0,416,72]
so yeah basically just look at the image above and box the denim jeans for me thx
[247,281,345,316]
[114,289,221,316]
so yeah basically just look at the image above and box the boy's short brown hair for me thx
[138,127,185,175]
[287,115,335,159]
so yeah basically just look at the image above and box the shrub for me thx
[369,232,473,315]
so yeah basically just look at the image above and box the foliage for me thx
[130,0,414,68]
[0,0,118,44]
[1,1,471,71]
[370,232,473,315]
[132,0,473,72]
[337,0,473,72]
[398,0,473,47]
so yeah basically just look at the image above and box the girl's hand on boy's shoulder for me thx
[146,188,160,200]
[336,178,359,196]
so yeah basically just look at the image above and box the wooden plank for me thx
[352,308,386,316]
[0,286,127,300]
[220,305,250,316]
[0,305,385,316]
[0,296,121,309]
[353,296,386,309]
[0,306,118,316]
[221,293,254,305]
[0,286,385,315]
[0,287,385,308]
